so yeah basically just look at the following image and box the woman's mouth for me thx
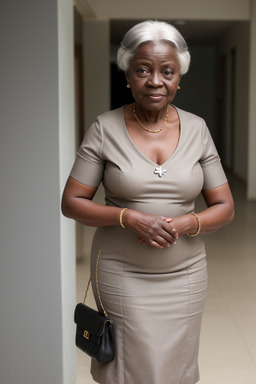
[146,94,165,101]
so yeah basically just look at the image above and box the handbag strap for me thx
[82,248,110,319]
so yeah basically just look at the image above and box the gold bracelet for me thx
[187,212,201,237]
[119,208,127,229]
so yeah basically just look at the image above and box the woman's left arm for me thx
[171,182,235,237]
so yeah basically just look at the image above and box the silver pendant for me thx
[154,166,167,177]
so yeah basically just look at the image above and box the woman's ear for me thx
[125,72,130,86]
[177,75,182,89]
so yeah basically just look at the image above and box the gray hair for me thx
[117,20,191,75]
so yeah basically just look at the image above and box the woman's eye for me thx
[137,68,148,75]
[164,68,174,76]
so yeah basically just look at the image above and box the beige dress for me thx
[70,106,227,384]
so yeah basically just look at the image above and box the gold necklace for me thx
[133,104,169,133]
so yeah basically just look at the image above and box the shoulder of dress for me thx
[174,106,205,124]
[96,106,124,124]
[92,107,126,143]
[174,106,208,138]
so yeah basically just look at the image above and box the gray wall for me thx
[217,22,250,182]
[0,1,76,383]
[92,0,250,19]
[174,46,217,140]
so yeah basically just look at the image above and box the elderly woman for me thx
[62,20,234,384]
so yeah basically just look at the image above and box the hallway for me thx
[75,174,256,384]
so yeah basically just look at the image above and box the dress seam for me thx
[121,229,126,384]
[185,264,192,384]
[96,116,105,160]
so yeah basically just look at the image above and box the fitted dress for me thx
[70,106,227,384]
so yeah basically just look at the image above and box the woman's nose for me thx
[147,72,163,87]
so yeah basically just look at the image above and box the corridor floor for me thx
[75,174,256,383]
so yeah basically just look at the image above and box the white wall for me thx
[0,1,76,383]
[92,0,249,20]
[58,0,77,383]
[248,0,256,200]
[83,20,110,128]
[217,22,250,182]
[174,46,217,139]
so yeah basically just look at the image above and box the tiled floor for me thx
[75,175,256,383]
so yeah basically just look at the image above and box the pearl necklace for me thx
[133,104,169,133]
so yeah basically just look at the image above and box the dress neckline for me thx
[121,105,182,167]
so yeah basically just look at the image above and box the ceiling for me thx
[110,19,238,46]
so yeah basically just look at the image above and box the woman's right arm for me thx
[61,177,177,248]
[61,177,122,227]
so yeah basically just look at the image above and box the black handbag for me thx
[74,248,115,362]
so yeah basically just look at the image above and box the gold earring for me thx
[177,86,181,90]
[127,84,131,88]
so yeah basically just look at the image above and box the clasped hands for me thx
[134,214,179,249]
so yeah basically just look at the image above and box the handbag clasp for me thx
[83,330,90,340]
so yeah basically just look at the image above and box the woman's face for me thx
[126,41,181,112]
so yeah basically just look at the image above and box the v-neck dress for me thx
[70,106,227,384]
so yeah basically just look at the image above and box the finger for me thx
[139,235,176,248]
[160,216,173,223]
[152,234,175,247]
[170,226,179,239]
[149,239,164,249]
[138,238,150,246]
[162,222,179,240]
[157,229,178,246]
[138,237,172,248]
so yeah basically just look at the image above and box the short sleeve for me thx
[70,118,105,187]
[200,121,227,190]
